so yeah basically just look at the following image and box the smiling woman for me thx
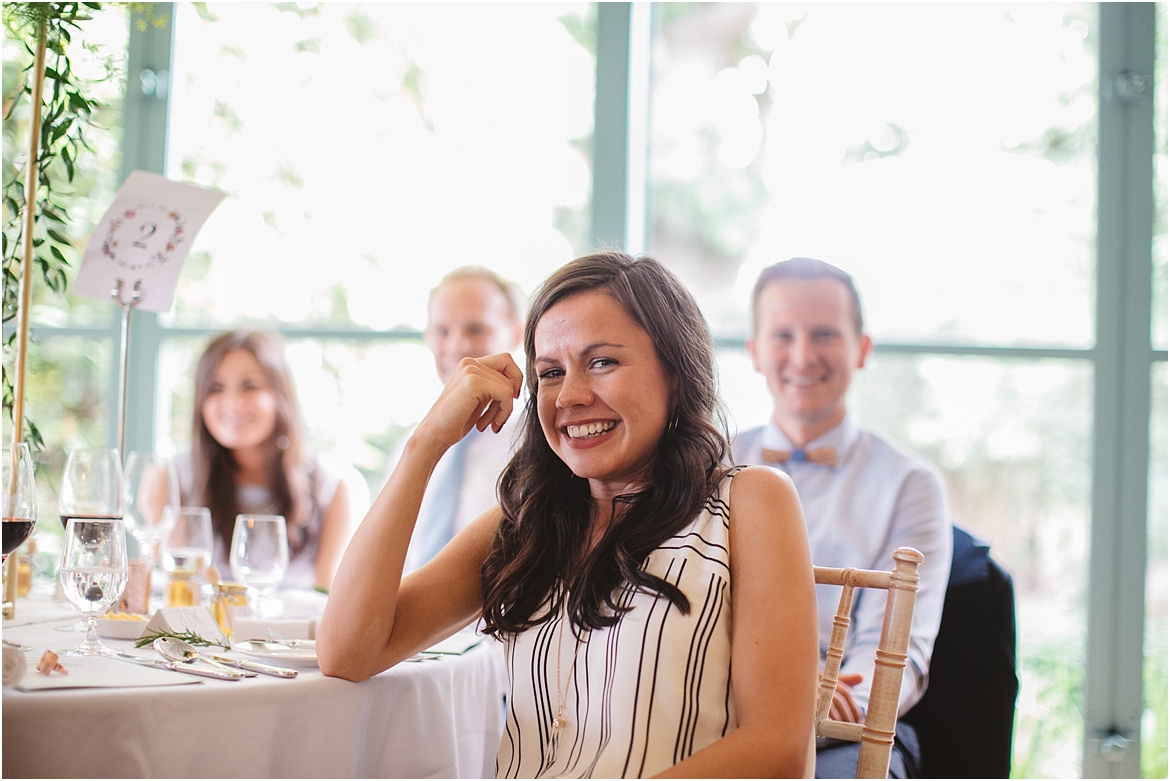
[201,349,280,453]
[533,291,674,498]
[318,252,820,778]
[175,330,352,590]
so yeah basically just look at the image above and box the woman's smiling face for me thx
[534,290,673,499]
[201,348,279,454]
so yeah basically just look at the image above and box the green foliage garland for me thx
[2,2,104,451]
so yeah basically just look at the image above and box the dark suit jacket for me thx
[901,525,1018,778]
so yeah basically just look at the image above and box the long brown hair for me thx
[481,252,730,637]
[189,330,317,556]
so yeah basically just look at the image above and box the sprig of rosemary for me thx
[134,628,229,650]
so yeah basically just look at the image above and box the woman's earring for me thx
[276,435,291,450]
[667,410,680,436]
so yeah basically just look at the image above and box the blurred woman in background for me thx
[177,329,351,589]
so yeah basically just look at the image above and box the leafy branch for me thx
[135,628,230,650]
[2,2,106,451]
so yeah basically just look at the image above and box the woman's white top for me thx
[497,470,739,778]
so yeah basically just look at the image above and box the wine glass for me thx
[57,447,122,631]
[161,507,213,605]
[59,448,123,527]
[122,452,180,566]
[230,514,289,618]
[58,517,128,656]
[3,443,38,563]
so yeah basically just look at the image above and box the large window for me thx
[651,3,1097,347]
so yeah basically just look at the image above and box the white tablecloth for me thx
[3,597,506,778]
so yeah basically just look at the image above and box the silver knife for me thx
[204,653,298,678]
[112,652,246,680]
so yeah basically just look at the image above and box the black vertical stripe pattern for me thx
[496,472,742,778]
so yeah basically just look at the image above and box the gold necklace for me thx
[550,609,583,751]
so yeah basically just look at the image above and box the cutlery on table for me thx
[264,628,314,649]
[202,652,297,678]
[112,651,245,680]
[154,637,255,677]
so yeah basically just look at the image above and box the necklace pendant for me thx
[552,716,567,730]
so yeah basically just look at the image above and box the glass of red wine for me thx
[2,443,38,563]
[56,447,123,631]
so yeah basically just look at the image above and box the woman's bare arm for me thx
[313,479,351,590]
[657,465,819,778]
[316,353,522,681]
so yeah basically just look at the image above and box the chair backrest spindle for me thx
[812,547,923,779]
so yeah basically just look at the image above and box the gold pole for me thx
[4,20,49,620]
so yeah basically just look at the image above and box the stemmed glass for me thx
[57,447,122,631]
[122,452,180,567]
[58,517,128,656]
[3,443,38,563]
[161,507,213,604]
[230,514,288,618]
[59,448,123,527]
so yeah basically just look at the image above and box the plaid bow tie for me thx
[761,446,837,468]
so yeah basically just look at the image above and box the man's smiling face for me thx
[747,277,872,444]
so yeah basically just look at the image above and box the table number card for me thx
[75,170,225,312]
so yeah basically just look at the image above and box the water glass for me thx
[57,447,123,632]
[230,514,289,617]
[59,517,128,656]
[161,506,214,574]
[59,448,124,526]
[122,451,180,563]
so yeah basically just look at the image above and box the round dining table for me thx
[3,595,506,778]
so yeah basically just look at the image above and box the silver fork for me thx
[265,628,312,648]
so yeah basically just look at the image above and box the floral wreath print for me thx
[100,203,186,271]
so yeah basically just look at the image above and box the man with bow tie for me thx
[732,257,952,778]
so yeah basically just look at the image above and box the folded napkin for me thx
[278,588,329,619]
[232,617,318,642]
[3,646,27,688]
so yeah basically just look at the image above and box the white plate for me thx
[232,640,318,668]
[97,616,150,639]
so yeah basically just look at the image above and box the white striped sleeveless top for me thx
[497,470,740,778]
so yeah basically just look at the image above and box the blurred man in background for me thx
[733,257,952,778]
[394,266,524,572]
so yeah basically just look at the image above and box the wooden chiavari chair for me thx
[812,547,924,779]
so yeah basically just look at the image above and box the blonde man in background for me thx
[733,257,953,778]
[394,266,524,572]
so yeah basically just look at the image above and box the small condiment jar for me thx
[16,558,32,597]
[166,568,198,607]
[119,559,152,614]
[16,544,33,597]
[211,581,249,637]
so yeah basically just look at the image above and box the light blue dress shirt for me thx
[732,413,953,715]
[391,413,521,573]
